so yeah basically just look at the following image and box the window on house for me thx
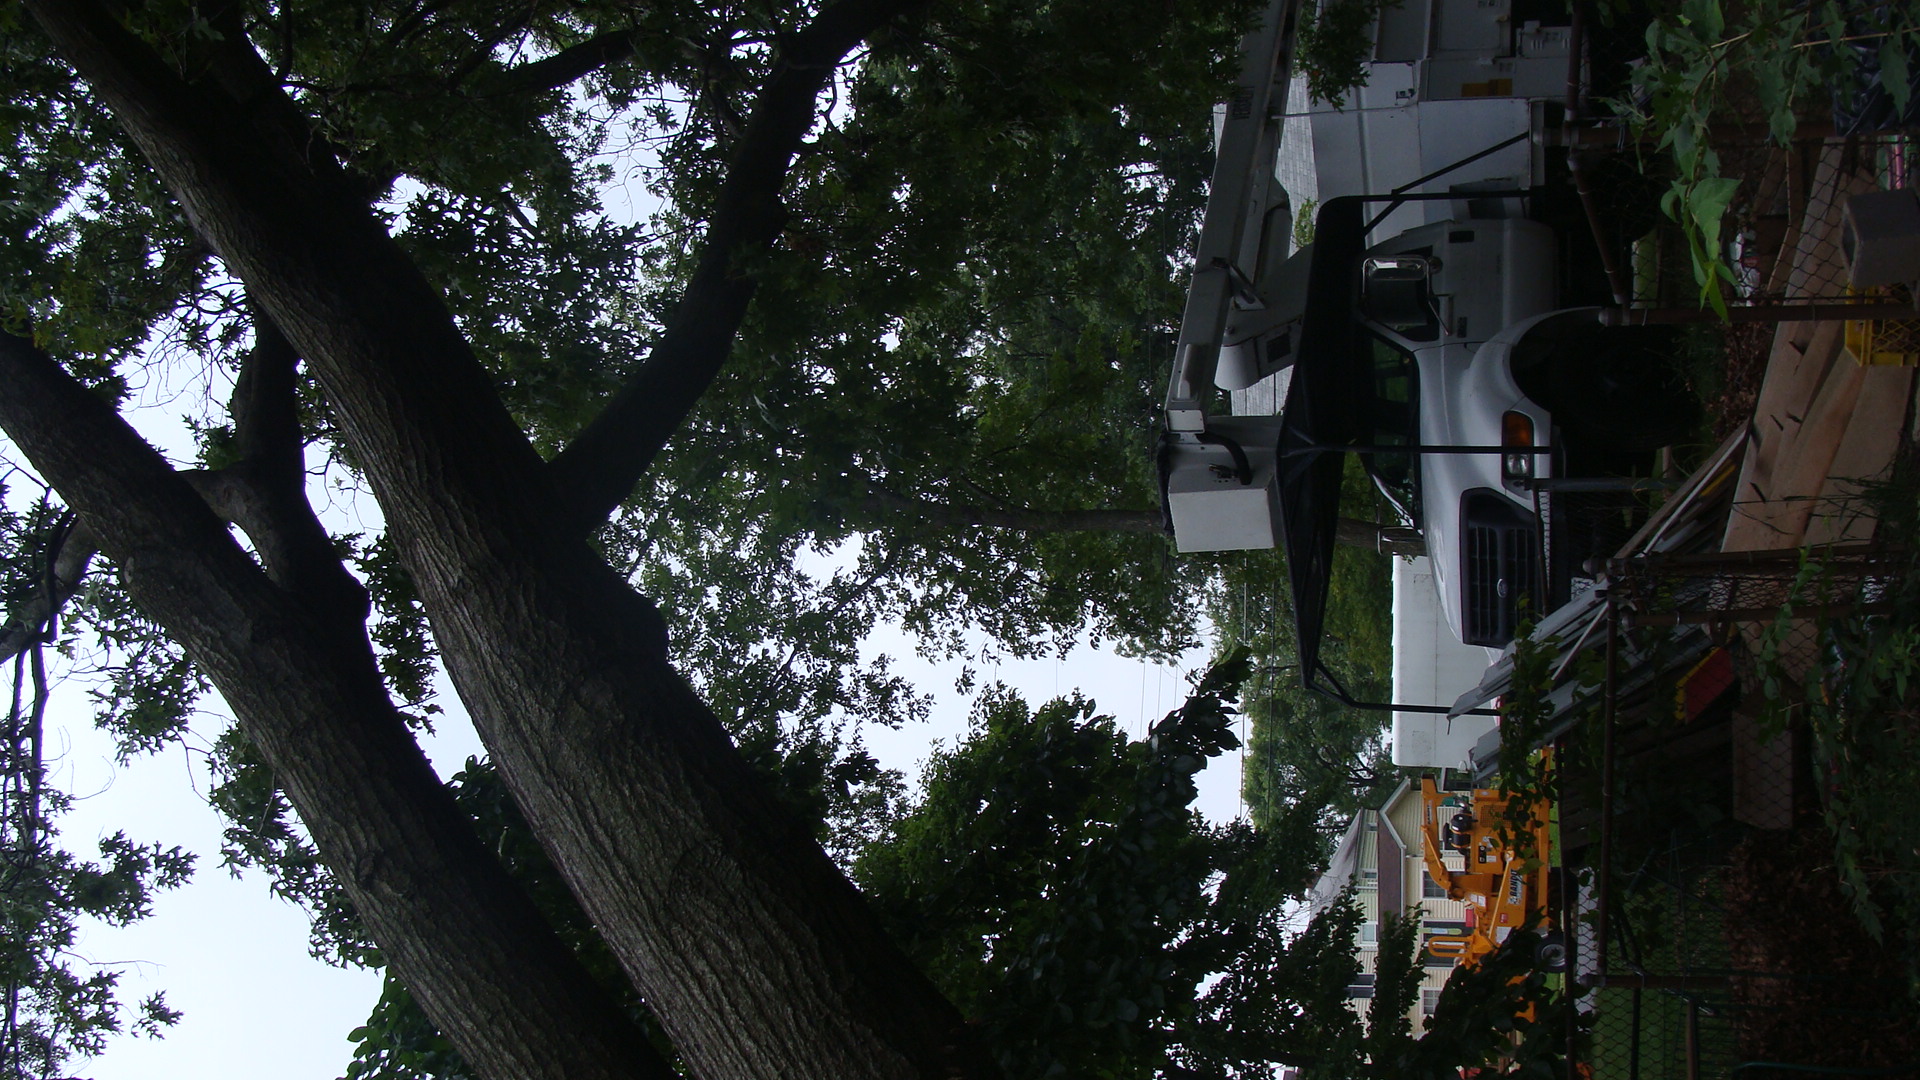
[1422,988,1443,1016]
[1346,973,1376,998]
[1361,867,1379,889]
[1359,922,1379,947]
[1423,871,1447,899]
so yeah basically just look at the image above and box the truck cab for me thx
[1159,0,1692,709]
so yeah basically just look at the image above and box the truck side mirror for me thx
[1362,256,1441,339]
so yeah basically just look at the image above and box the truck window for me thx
[1361,256,1441,342]
[1364,335,1421,524]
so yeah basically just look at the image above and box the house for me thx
[1308,778,1470,1026]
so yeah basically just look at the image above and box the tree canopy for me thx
[0,0,1352,1077]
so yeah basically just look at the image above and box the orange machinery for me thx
[1419,777,1565,972]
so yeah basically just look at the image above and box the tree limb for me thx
[479,27,642,98]
[28,5,999,1075]
[0,327,675,1080]
[0,517,95,667]
[863,488,1167,534]
[217,309,370,625]
[547,0,931,534]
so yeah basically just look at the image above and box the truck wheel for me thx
[1534,932,1570,973]
[1547,327,1700,453]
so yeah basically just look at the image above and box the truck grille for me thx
[1461,491,1541,647]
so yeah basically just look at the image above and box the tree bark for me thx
[0,332,673,1080]
[23,5,993,1079]
[0,517,93,666]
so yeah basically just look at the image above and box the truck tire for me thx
[1546,326,1700,453]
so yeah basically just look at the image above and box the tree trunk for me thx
[0,332,671,1080]
[23,5,993,1079]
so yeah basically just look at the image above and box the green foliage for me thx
[1291,196,1319,250]
[1397,930,1585,1079]
[1610,0,1918,315]
[1753,473,1920,965]
[351,534,440,720]
[1297,0,1399,109]
[345,979,473,1080]
[0,1,1370,1071]
[1179,891,1422,1079]
[854,654,1251,1078]
[852,650,1417,1078]
[0,494,193,1077]
[0,9,217,378]
[343,655,1383,1080]
[1231,459,1398,837]
[628,0,1265,668]
[70,574,209,757]
[205,722,369,966]
[1488,623,1561,859]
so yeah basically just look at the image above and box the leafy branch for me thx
[1296,0,1402,109]
[1612,0,1917,316]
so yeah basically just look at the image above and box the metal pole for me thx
[1286,442,1553,457]
[1630,601,1897,627]
[1686,999,1702,1080]
[1594,597,1618,981]
[1605,301,1918,325]
[1529,476,1678,493]
[1585,972,1733,991]
[1618,542,1889,571]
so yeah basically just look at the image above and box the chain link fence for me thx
[1554,542,1920,1080]
[1574,125,1918,324]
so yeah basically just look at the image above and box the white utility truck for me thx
[1392,557,1502,768]
[1161,0,1689,691]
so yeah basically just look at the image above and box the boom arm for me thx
[1163,0,1299,431]
[1157,0,1298,554]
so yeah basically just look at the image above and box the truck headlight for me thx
[1501,411,1535,483]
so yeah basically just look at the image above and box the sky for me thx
[19,351,1240,1079]
[23,52,1267,1080]
[48,621,1232,1079]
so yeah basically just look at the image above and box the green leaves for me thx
[1883,36,1914,118]
[0,496,194,1078]
[1298,0,1403,109]
[854,653,1261,1079]
[1678,0,1725,41]
[1751,477,1920,962]
[1618,0,1920,316]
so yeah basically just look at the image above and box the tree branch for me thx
[25,0,560,542]
[479,27,641,98]
[27,5,999,1075]
[0,516,95,667]
[215,310,370,625]
[863,487,1167,534]
[0,327,674,1080]
[547,0,931,534]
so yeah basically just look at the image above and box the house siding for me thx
[1321,781,1481,1032]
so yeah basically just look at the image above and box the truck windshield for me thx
[1364,335,1421,524]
